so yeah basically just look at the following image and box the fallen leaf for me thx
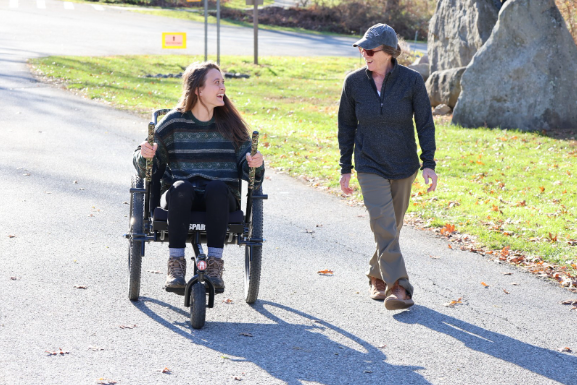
[159,367,171,374]
[558,347,572,353]
[88,346,104,351]
[74,285,88,289]
[511,283,519,286]
[444,297,463,307]
[147,270,162,274]
[8,234,16,238]
[239,332,253,337]
[500,246,510,257]
[46,348,69,356]
[317,270,334,275]
[539,186,545,193]
[119,325,137,329]
[502,272,513,275]
[503,289,510,294]
[234,377,242,381]
[481,282,489,288]
[440,223,456,235]
[448,244,453,249]
[561,300,577,306]
[377,344,387,349]
[10,277,17,280]
[304,229,315,234]
[23,173,30,176]
[97,379,117,385]
[223,298,233,304]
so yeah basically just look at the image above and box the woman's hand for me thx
[140,141,157,159]
[422,168,438,193]
[246,151,264,168]
[340,173,354,195]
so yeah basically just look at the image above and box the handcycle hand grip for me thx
[145,109,171,182]
[248,131,259,192]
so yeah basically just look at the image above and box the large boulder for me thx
[426,67,467,108]
[408,63,429,82]
[428,0,501,73]
[452,0,577,131]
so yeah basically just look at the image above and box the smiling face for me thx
[198,68,226,110]
[360,45,393,73]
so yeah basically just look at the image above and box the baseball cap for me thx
[353,23,398,50]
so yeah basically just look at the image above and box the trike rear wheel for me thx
[128,175,144,301]
[244,186,263,304]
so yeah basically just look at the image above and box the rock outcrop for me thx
[452,0,577,131]
[425,67,466,108]
[428,0,500,73]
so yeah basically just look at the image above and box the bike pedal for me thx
[164,286,185,296]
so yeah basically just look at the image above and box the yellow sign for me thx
[162,33,186,49]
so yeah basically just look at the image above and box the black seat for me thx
[152,208,244,232]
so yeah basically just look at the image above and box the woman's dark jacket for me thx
[338,59,436,179]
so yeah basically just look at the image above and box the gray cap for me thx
[353,23,398,50]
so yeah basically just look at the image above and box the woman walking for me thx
[134,61,264,293]
[338,24,437,310]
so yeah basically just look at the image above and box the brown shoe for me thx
[369,277,387,300]
[165,257,186,289]
[206,257,225,292]
[384,282,414,310]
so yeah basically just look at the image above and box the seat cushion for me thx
[153,208,244,224]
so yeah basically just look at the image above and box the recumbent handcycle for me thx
[124,109,267,329]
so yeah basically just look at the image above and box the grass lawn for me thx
[28,54,577,275]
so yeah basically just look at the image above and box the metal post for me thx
[204,0,208,61]
[253,1,258,65]
[217,0,220,65]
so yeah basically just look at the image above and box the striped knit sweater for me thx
[133,110,264,202]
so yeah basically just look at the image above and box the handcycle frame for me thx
[125,108,267,329]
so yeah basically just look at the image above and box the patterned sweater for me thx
[133,110,264,202]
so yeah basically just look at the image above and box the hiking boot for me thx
[384,282,414,310]
[164,257,186,290]
[206,257,225,292]
[369,277,387,300]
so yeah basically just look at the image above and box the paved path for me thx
[0,2,575,384]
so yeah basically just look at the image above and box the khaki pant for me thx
[358,171,417,298]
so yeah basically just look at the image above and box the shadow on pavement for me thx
[134,297,429,385]
[393,305,577,385]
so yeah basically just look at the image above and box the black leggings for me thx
[161,179,237,249]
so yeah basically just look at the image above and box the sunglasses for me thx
[359,47,383,57]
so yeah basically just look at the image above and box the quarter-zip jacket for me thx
[338,59,436,180]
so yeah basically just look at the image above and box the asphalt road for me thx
[0,1,575,384]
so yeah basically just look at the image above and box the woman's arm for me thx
[338,77,358,175]
[412,74,438,192]
[412,74,436,171]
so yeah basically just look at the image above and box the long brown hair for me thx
[176,61,249,148]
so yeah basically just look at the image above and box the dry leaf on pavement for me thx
[46,348,69,356]
[317,270,334,275]
[239,333,253,337]
[74,285,88,289]
[481,282,489,288]
[558,347,572,353]
[119,324,137,329]
[503,289,510,294]
[444,298,463,307]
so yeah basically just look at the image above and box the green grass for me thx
[28,54,577,270]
